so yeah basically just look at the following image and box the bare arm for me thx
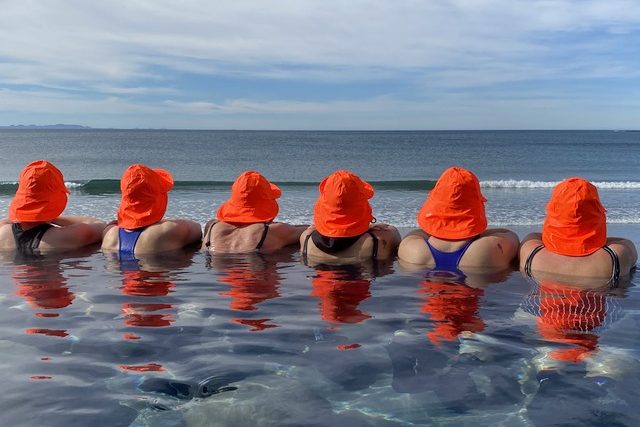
[52,216,106,226]
[270,223,309,248]
[168,219,202,247]
[45,222,106,249]
[398,232,429,265]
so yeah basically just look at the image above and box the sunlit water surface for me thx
[1,231,640,426]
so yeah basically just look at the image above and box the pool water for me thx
[1,241,639,427]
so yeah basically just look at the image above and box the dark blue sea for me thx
[1,130,640,426]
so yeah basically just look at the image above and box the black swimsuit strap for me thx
[302,233,312,265]
[367,231,379,261]
[255,223,269,250]
[203,220,218,248]
[302,233,312,256]
[602,245,621,286]
[524,244,545,278]
[12,223,54,256]
[304,230,378,261]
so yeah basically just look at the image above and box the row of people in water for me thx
[0,160,637,284]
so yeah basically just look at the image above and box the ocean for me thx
[1,129,640,226]
[1,130,640,426]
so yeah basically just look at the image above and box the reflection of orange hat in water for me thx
[311,270,372,324]
[219,268,280,311]
[121,270,175,297]
[417,167,487,240]
[9,160,69,222]
[122,303,174,327]
[542,177,606,256]
[117,164,174,229]
[313,170,374,238]
[14,266,74,310]
[536,282,605,363]
[420,281,485,344]
[217,171,281,223]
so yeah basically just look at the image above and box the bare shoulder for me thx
[259,222,306,251]
[398,229,429,264]
[366,223,400,259]
[518,233,543,267]
[370,223,401,243]
[152,219,202,245]
[606,237,638,275]
[469,229,520,267]
[101,224,119,251]
[299,225,315,246]
[269,222,306,236]
[44,222,105,249]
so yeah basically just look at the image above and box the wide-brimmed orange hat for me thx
[542,177,606,256]
[217,171,281,223]
[417,167,487,240]
[117,164,174,229]
[9,160,69,222]
[313,170,374,238]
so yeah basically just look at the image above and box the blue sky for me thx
[1,0,639,129]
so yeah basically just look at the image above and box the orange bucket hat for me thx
[117,164,174,229]
[542,177,606,256]
[313,170,374,238]
[9,160,69,222]
[217,171,281,223]
[417,167,487,240]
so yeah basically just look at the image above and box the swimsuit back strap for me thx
[302,233,312,265]
[524,244,545,278]
[255,223,270,250]
[203,220,218,249]
[367,230,379,261]
[424,236,477,270]
[602,245,621,286]
[302,233,312,256]
[118,227,144,256]
[12,223,54,256]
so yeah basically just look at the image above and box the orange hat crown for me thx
[117,164,174,229]
[9,160,69,222]
[542,177,606,256]
[417,167,487,240]
[217,171,281,223]
[313,170,374,238]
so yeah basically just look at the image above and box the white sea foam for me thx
[480,180,640,189]
[64,181,84,189]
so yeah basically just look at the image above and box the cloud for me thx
[1,0,639,128]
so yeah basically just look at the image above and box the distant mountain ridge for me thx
[0,124,91,129]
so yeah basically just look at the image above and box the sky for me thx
[1,0,639,130]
